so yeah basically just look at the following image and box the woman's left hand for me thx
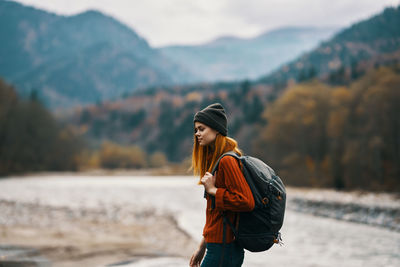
[201,171,217,196]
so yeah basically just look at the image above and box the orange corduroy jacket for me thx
[203,155,255,244]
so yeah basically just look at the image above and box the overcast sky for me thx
[12,0,400,47]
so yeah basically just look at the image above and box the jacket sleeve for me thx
[215,156,255,212]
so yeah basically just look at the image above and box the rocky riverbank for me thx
[287,188,400,231]
[0,199,196,267]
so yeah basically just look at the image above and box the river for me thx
[0,175,399,267]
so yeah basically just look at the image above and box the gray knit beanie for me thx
[193,103,227,136]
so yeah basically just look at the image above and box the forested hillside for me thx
[64,64,400,191]
[255,66,400,191]
[258,6,400,87]
[0,1,194,108]
[0,1,339,108]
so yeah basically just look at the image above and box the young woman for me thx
[189,103,255,267]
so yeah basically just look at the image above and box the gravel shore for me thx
[287,187,400,231]
[0,198,196,267]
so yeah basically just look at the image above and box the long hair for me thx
[191,133,242,183]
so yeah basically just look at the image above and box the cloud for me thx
[223,0,400,30]
[12,0,400,47]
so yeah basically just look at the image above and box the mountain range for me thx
[0,0,338,108]
[159,26,338,81]
[2,0,399,111]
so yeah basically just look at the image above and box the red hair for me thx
[191,134,242,183]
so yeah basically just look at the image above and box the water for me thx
[0,175,399,267]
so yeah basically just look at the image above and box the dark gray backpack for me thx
[209,151,286,252]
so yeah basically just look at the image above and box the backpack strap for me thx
[203,151,241,210]
[219,213,227,267]
[222,213,238,237]
[205,152,240,266]
[219,211,241,267]
[211,151,240,175]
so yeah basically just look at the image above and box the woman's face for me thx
[194,122,218,146]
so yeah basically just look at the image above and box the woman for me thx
[189,103,255,267]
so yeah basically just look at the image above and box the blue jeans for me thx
[201,242,244,267]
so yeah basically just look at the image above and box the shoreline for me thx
[289,198,400,231]
[287,187,400,232]
[2,173,399,232]
[1,167,192,178]
[0,199,197,267]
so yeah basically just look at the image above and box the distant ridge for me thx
[159,26,339,82]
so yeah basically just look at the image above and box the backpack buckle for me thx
[274,232,284,246]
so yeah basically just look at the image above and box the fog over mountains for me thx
[159,26,339,82]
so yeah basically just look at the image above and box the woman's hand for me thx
[189,238,206,267]
[201,172,217,196]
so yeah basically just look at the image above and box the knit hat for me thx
[193,103,227,136]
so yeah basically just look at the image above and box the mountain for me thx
[258,6,400,86]
[158,26,339,82]
[0,0,195,108]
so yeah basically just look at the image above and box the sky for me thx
[12,0,400,47]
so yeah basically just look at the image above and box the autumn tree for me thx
[99,141,147,169]
[0,79,84,175]
[340,67,400,190]
[255,81,332,186]
[254,66,400,191]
